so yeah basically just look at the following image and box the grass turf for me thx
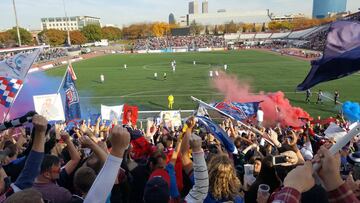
[46,50,360,118]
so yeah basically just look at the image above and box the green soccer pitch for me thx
[46,50,360,118]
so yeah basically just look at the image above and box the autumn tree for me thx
[81,24,102,42]
[242,23,254,33]
[261,23,266,32]
[152,22,171,37]
[213,25,219,35]
[101,26,122,41]
[123,23,152,39]
[224,21,239,33]
[0,32,11,43]
[189,20,204,36]
[38,29,66,46]
[70,30,87,45]
[205,26,210,35]
[217,24,225,34]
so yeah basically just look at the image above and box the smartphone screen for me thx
[274,156,288,165]
[260,138,265,146]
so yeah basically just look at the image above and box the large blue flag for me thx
[297,21,360,91]
[196,116,237,154]
[213,101,260,121]
[63,69,81,121]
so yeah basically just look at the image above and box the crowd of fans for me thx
[0,110,359,203]
[36,48,67,63]
[0,48,68,63]
[300,28,329,52]
[133,36,225,51]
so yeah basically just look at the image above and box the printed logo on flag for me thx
[5,54,26,77]
[65,84,79,105]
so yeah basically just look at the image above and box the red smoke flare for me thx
[213,72,312,127]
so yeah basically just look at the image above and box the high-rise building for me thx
[189,1,199,14]
[169,13,176,24]
[202,0,208,14]
[313,0,347,19]
[41,16,101,31]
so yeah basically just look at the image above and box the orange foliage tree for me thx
[70,30,87,45]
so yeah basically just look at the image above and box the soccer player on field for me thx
[100,74,104,83]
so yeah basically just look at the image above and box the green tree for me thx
[101,26,122,41]
[38,29,66,46]
[6,27,33,45]
[81,24,102,42]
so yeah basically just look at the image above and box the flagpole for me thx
[191,96,264,136]
[12,0,22,47]
[57,66,69,94]
[191,96,235,120]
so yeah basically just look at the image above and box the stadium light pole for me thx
[12,0,22,46]
[62,0,71,46]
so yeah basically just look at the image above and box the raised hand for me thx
[110,125,130,157]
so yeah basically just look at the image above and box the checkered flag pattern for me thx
[0,77,23,108]
[232,102,260,117]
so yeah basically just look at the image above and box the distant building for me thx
[40,16,101,31]
[186,10,270,26]
[189,0,199,14]
[202,0,208,14]
[313,0,347,19]
[179,16,188,27]
[271,13,306,22]
[169,13,176,24]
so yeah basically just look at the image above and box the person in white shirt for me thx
[154,72,158,79]
[224,64,228,71]
[209,71,213,78]
[215,71,219,77]
[100,74,104,83]
[257,107,264,127]
[193,61,196,65]
[124,64,127,69]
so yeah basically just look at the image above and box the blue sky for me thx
[1,0,359,30]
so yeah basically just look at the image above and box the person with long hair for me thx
[204,154,243,203]
[244,156,282,203]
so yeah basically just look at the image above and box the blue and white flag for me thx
[213,101,260,121]
[196,115,237,154]
[0,49,41,80]
[231,102,260,118]
[63,69,81,121]
[0,49,41,108]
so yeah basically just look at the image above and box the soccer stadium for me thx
[1,0,360,203]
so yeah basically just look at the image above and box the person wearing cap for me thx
[144,129,183,203]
